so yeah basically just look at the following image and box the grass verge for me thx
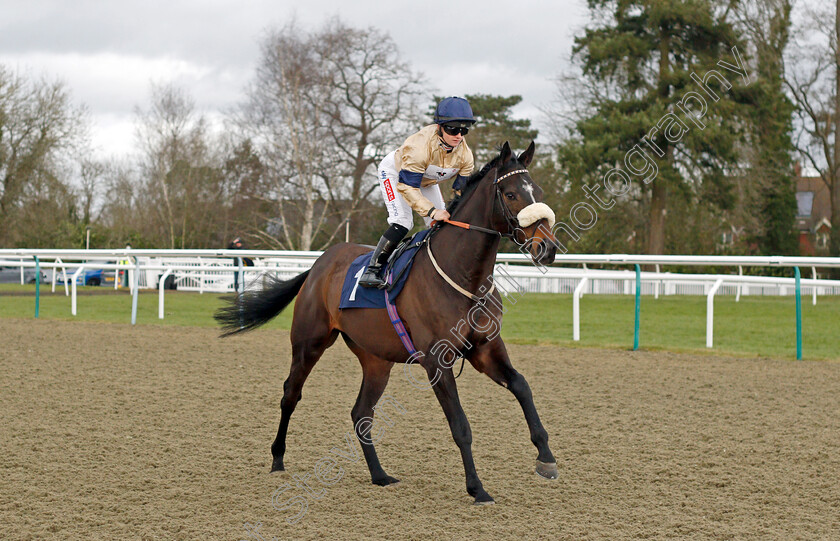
[1,285,836,360]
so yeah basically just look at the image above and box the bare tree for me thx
[315,18,425,239]
[78,158,105,225]
[240,22,333,250]
[0,66,88,245]
[785,0,840,256]
[135,83,226,248]
[97,158,141,245]
[240,18,424,250]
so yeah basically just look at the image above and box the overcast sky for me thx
[0,0,587,158]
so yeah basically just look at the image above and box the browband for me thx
[494,169,529,183]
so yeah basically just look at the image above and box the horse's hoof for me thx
[535,460,558,480]
[372,475,400,486]
[270,458,285,473]
[473,495,496,506]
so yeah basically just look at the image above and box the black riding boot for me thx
[359,224,408,288]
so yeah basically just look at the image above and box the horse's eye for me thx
[505,193,516,200]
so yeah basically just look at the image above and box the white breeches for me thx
[377,151,445,230]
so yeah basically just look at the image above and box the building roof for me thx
[796,173,831,233]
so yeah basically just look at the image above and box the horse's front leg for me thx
[423,360,494,505]
[469,339,558,479]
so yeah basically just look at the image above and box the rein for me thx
[437,178,526,243]
[438,218,500,237]
[426,241,495,302]
[422,167,531,379]
[425,167,531,301]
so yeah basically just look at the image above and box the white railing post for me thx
[706,278,724,348]
[131,257,140,325]
[573,276,588,341]
[812,267,818,306]
[51,257,59,292]
[735,265,743,302]
[198,257,204,294]
[71,266,85,315]
[238,257,245,295]
[654,264,660,299]
[158,268,173,319]
[57,259,69,296]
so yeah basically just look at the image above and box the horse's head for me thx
[450,141,557,265]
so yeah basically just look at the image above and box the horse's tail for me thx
[215,270,311,337]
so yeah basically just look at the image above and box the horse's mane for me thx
[446,150,506,215]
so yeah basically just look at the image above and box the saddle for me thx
[339,229,433,310]
[381,230,432,291]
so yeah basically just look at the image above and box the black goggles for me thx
[442,124,469,136]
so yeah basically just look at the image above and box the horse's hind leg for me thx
[270,329,338,472]
[343,337,399,486]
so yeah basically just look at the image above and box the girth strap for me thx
[426,242,495,302]
[384,283,418,356]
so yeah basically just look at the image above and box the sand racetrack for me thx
[1,318,839,540]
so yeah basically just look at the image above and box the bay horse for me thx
[216,141,560,505]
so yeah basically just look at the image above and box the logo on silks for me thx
[423,165,458,183]
[384,179,395,202]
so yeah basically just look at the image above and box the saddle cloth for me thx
[339,229,431,310]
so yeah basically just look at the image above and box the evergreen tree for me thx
[461,94,562,210]
[462,94,539,165]
[738,0,797,255]
[562,0,752,254]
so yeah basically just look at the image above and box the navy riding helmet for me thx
[434,97,476,128]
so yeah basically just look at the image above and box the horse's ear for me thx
[500,141,512,165]
[518,141,536,168]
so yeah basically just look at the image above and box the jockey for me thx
[359,96,476,288]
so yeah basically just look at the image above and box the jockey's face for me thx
[439,125,465,147]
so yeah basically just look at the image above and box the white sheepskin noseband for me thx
[517,202,556,228]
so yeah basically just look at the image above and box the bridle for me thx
[424,167,536,304]
[424,167,534,378]
[493,169,531,244]
[436,168,531,243]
